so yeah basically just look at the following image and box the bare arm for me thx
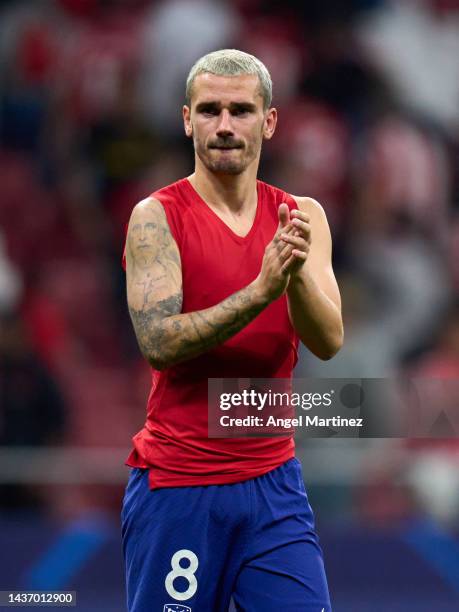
[126,198,297,370]
[280,197,343,360]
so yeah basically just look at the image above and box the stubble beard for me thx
[194,137,260,176]
[206,156,245,175]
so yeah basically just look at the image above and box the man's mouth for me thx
[209,144,243,150]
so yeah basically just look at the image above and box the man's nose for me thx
[216,109,234,135]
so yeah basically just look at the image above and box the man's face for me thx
[183,73,276,175]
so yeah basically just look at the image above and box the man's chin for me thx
[207,160,246,175]
[196,148,249,175]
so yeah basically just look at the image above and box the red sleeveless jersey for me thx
[123,178,299,489]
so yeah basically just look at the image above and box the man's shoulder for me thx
[259,180,328,221]
[290,195,327,221]
[290,195,332,240]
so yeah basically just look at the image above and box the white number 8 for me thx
[165,549,199,601]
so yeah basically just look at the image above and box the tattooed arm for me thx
[126,198,300,370]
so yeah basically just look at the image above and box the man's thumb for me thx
[278,203,290,228]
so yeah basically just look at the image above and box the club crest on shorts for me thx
[163,605,192,612]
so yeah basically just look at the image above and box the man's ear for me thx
[183,105,193,138]
[263,107,277,140]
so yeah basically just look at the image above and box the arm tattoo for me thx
[130,285,266,369]
[127,200,268,370]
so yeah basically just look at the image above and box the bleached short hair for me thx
[185,49,273,110]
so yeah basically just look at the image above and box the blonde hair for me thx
[185,49,272,110]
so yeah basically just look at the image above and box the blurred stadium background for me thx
[1,0,459,610]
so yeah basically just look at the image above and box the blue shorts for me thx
[121,458,331,611]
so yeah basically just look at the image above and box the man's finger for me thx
[278,203,290,229]
[291,249,308,260]
[291,209,310,223]
[274,220,293,244]
[280,234,309,250]
[279,242,293,262]
[291,218,311,240]
[281,249,308,274]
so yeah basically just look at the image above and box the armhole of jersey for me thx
[153,193,183,249]
[283,192,298,212]
[121,222,128,271]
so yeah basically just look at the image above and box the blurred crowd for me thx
[0,0,458,525]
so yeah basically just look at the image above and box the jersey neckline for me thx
[182,177,262,244]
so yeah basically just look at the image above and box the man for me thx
[122,49,343,612]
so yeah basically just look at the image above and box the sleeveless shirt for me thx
[123,178,299,489]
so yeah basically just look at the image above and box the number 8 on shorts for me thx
[165,549,199,601]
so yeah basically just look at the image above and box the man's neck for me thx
[188,158,259,215]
